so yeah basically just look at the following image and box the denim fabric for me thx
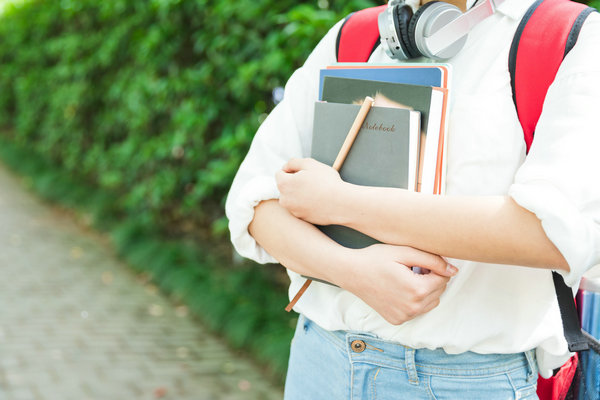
[578,287,600,400]
[578,349,600,400]
[284,315,539,400]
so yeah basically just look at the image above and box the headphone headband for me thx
[379,0,506,60]
[425,0,505,56]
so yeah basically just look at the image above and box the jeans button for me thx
[351,340,366,353]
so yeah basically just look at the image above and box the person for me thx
[225,0,600,398]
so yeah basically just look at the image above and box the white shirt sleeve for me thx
[224,20,343,264]
[509,14,600,286]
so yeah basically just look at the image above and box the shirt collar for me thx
[494,0,538,21]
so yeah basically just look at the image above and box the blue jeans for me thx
[284,315,539,400]
[578,348,600,400]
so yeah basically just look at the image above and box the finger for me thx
[282,158,310,173]
[276,170,298,195]
[411,284,446,318]
[396,247,458,278]
[411,273,449,301]
[275,170,291,188]
[423,282,447,303]
[284,157,327,173]
[421,295,443,314]
[419,270,450,289]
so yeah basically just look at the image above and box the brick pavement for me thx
[0,164,284,400]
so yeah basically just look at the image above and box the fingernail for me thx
[446,264,458,275]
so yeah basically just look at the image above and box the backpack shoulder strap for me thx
[508,0,595,154]
[336,5,387,62]
[509,0,597,353]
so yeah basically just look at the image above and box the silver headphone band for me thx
[379,0,505,60]
[424,0,506,56]
[414,3,464,59]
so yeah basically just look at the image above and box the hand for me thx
[276,158,346,225]
[339,244,457,326]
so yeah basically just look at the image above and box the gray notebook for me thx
[311,101,420,250]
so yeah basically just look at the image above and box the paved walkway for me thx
[0,164,284,400]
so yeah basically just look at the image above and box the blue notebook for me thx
[318,64,449,100]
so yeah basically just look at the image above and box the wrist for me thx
[316,244,354,286]
[328,246,362,290]
[328,181,357,226]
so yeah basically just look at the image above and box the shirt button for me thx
[351,340,366,353]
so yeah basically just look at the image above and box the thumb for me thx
[398,247,458,278]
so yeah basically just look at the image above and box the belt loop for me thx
[524,350,536,382]
[405,347,419,385]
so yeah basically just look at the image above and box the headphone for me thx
[378,0,505,60]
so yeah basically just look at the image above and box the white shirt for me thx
[225,0,600,377]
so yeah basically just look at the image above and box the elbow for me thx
[556,258,571,273]
[549,249,570,273]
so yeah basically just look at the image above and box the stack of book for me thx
[311,63,451,250]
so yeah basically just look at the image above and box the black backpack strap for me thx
[553,272,591,352]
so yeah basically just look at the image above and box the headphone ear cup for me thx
[407,1,441,58]
[393,5,419,59]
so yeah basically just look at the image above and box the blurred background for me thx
[0,0,597,399]
[0,0,385,398]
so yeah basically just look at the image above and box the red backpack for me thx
[336,1,598,399]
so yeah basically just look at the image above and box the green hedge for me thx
[0,0,378,237]
[0,0,379,383]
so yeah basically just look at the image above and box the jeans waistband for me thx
[301,314,538,379]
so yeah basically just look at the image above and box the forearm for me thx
[337,185,569,271]
[249,199,458,324]
[249,199,352,285]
